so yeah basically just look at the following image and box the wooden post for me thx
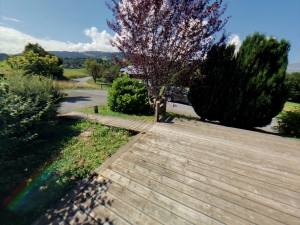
[94,105,98,114]
[162,97,167,116]
[155,101,160,122]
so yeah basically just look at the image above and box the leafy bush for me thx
[108,75,150,114]
[0,74,63,158]
[189,33,290,128]
[276,107,300,137]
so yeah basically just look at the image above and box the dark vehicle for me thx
[164,86,190,104]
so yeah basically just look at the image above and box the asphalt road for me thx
[58,90,108,114]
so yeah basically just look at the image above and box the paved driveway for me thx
[58,90,108,114]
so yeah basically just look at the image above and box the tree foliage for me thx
[6,43,64,78]
[189,32,290,128]
[189,44,236,121]
[84,58,102,83]
[102,61,121,83]
[106,0,229,101]
[23,42,48,57]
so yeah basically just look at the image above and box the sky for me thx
[0,0,299,63]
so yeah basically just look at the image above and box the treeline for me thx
[62,57,112,68]
[286,72,300,103]
[49,51,123,59]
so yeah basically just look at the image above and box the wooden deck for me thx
[34,117,300,225]
[61,112,154,133]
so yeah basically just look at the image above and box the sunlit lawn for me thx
[282,101,300,112]
[78,105,155,121]
[63,68,87,79]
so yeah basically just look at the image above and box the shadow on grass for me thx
[0,118,88,225]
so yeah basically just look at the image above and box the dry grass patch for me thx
[54,80,99,89]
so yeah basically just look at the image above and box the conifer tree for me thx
[189,32,290,127]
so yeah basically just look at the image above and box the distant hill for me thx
[287,63,300,73]
[49,51,123,59]
[0,51,123,61]
[0,53,9,61]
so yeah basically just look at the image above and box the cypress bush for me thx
[189,44,236,121]
[108,75,150,114]
[189,33,290,128]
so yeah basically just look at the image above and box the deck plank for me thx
[133,141,300,192]
[144,132,300,175]
[101,169,225,225]
[122,148,300,209]
[72,191,130,225]
[116,154,300,224]
[90,176,192,225]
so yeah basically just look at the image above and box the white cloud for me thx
[68,27,118,52]
[0,26,118,54]
[1,16,22,23]
[228,34,242,53]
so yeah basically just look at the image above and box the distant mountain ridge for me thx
[287,62,300,73]
[48,51,123,58]
[0,53,9,61]
[0,51,123,60]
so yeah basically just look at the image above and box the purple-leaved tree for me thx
[106,0,230,105]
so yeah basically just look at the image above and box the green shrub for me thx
[0,74,63,158]
[108,75,150,114]
[276,107,300,137]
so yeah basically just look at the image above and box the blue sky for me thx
[0,0,299,63]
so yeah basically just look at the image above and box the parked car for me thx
[163,86,190,104]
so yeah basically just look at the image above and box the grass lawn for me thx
[63,68,87,79]
[78,105,155,121]
[86,77,112,90]
[77,105,201,122]
[282,101,300,111]
[0,118,132,225]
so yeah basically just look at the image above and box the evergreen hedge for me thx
[189,33,290,128]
